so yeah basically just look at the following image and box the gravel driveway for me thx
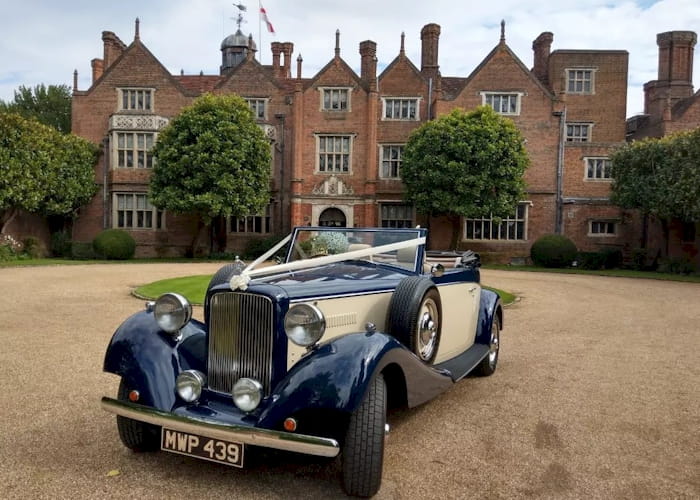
[1,264,698,499]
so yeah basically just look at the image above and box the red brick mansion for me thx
[48,19,692,262]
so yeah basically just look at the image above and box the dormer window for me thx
[320,87,351,111]
[118,88,153,111]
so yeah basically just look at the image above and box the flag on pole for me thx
[260,3,275,34]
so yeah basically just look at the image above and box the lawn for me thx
[134,274,516,306]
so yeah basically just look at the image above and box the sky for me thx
[1,0,700,117]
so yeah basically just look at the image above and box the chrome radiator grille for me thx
[207,292,275,395]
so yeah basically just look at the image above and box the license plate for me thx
[161,428,244,468]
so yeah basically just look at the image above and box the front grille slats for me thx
[208,292,275,395]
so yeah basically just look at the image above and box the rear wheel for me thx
[342,373,387,498]
[474,315,500,376]
[116,380,160,451]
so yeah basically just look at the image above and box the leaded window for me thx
[567,69,594,94]
[464,203,528,241]
[318,135,351,173]
[380,204,414,228]
[119,88,153,111]
[116,132,155,168]
[380,145,404,179]
[383,98,418,120]
[114,193,163,230]
[585,157,612,180]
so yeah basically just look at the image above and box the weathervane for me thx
[233,3,247,30]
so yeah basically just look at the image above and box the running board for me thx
[434,344,490,381]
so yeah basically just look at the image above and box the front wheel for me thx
[342,373,387,497]
[116,380,160,451]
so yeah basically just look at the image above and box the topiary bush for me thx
[92,229,136,260]
[530,234,578,268]
[576,248,623,270]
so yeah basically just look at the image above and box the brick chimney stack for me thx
[532,32,553,86]
[643,30,697,116]
[420,23,441,82]
[657,31,696,83]
[271,42,282,75]
[360,40,377,87]
[91,58,104,83]
[281,42,294,79]
[102,31,126,69]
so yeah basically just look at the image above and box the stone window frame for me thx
[584,157,613,181]
[566,122,593,142]
[379,144,404,179]
[113,131,157,169]
[112,192,165,230]
[379,203,415,228]
[118,88,155,111]
[381,97,421,121]
[589,220,618,237]
[315,134,354,174]
[319,87,352,112]
[565,68,597,95]
[245,97,269,121]
[480,91,524,116]
[463,202,530,241]
[230,203,273,234]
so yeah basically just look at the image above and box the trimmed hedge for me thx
[530,234,577,268]
[576,248,623,270]
[92,229,136,260]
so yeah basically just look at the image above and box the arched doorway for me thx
[318,207,347,227]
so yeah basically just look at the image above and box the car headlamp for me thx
[284,304,325,347]
[176,370,206,403]
[232,378,263,412]
[154,292,192,334]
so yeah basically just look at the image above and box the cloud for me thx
[1,0,699,117]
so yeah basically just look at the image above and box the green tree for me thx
[0,112,98,234]
[150,93,271,255]
[401,106,529,249]
[0,84,72,133]
[611,127,700,255]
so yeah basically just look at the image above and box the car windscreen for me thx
[287,228,423,270]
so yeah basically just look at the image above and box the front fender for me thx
[258,332,453,428]
[103,310,207,410]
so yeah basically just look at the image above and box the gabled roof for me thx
[84,37,192,97]
[378,53,426,85]
[445,41,554,101]
[304,55,367,92]
[215,56,286,91]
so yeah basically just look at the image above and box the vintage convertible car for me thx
[101,226,502,497]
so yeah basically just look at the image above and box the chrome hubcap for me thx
[417,298,439,360]
[488,322,499,366]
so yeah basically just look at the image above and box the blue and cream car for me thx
[101,226,503,497]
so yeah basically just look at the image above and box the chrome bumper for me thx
[101,397,340,458]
